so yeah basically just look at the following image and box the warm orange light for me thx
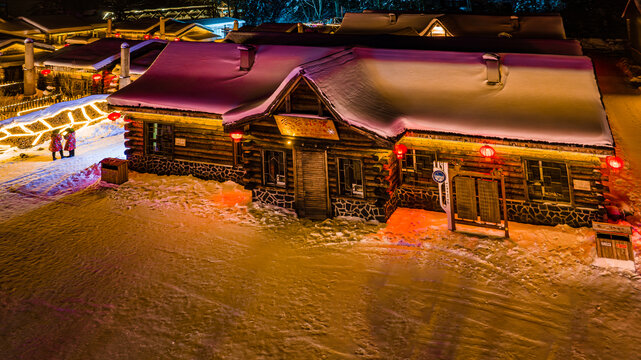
[92,73,103,81]
[108,112,121,121]
[230,131,243,142]
[479,145,495,158]
[394,144,408,159]
[607,156,623,170]
[40,69,51,76]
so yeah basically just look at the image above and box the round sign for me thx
[432,170,446,184]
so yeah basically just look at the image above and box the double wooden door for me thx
[295,149,330,219]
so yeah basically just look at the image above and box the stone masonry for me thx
[252,187,295,209]
[128,154,245,183]
[332,197,386,222]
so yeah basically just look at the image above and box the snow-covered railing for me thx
[0,94,83,121]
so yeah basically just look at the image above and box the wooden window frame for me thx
[262,149,287,188]
[232,140,243,167]
[143,121,174,160]
[336,157,365,198]
[523,158,574,206]
[400,149,438,188]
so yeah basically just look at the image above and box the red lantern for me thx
[64,43,70,47]
[108,112,121,121]
[40,69,51,76]
[92,73,103,81]
[479,145,495,158]
[606,156,623,170]
[174,37,181,42]
[394,144,408,159]
[143,34,150,40]
[230,131,243,143]
[114,32,121,38]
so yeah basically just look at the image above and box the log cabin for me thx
[108,42,616,226]
[624,0,641,62]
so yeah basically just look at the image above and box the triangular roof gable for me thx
[419,18,452,37]
[623,0,641,18]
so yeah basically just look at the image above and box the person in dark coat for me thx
[49,130,63,160]
[64,128,76,157]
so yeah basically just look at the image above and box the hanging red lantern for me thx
[606,156,623,170]
[63,43,70,47]
[92,73,103,81]
[230,131,243,143]
[40,69,51,76]
[108,112,121,121]
[114,32,121,38]
[479,145,496,158]
[394,144,408,159]
[174,37,181,42]
[143,34,151,40]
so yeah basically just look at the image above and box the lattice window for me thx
[263,150,286,187]
[145,122,174,158]
[401,150,436,187]
[525,159,571,203]
[338,158,363,197]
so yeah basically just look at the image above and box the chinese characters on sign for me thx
[274,115,339,140]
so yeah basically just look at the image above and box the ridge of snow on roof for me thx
[295,48,610,147]
[108,42,346,115]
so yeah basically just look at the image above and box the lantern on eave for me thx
[114,32,121,38]
[394,144,408,159]
[230,131,243,143]
[92,73,103,81]
[143,34,151,40]
[606,156,623,170]
[108,112,121,121]
[479,145,496,158]
[40,69,51,76]
[174,37,181,42]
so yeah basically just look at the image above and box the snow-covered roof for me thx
[181,17,244,27]
[18,15,98,33]
[41,38,166,70]
[336,13,566,39]
[108,43,612,148]
[108,42,345,115]
[336,13,440,35]
[623,0,641,18]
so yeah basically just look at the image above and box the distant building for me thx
[623,0,641,61]
[0,36,53,82]
[181,17,245,38]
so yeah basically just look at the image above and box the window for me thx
[401,150,436,187]
[145,122,174,158]
[525,160,571,203]
[233,141,243,167]
[338,158,364,197]
[263,150,286,187]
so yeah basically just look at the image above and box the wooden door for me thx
[295,149,329,219]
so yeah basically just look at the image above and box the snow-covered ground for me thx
[1,61,641,358]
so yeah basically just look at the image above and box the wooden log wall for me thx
[401,143,607,210]
[124,115,235,167]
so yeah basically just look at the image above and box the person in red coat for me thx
[49,130,63,161]
[64,128,76,157]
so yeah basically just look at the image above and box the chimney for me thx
[23,38,35,96]
[107,18,112,37]
[233,20,239,31]
[510,16,520,31]
[119,42,131,89]
[297,22,304,33]
[483,53,501,85]
[238,45,255,71]
[388,13,397,24]
[159,17,166,39]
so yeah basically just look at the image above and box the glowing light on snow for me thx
[230,131,243,143]
[394,144,408,159]
[479,145,496,158]
[430,25,446,37]
[607,156,624,170]
[0,100,110,147]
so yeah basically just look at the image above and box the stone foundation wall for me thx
[127,154,245,183]
[252,187,295,209]
[332,197,385,221]
[390,185,601,228]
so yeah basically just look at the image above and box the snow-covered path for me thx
[0,121,125,221]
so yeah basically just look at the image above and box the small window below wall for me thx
[263,150,286,187]
[145,122,174,158]
[338,158,364,198]
[525,159,571,203]
[401,150,436,187]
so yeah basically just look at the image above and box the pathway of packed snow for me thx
[0,120,125,221]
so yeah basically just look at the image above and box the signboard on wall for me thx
[175,138,186,147]
[274,115,339,140]
[573,179,591,191]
